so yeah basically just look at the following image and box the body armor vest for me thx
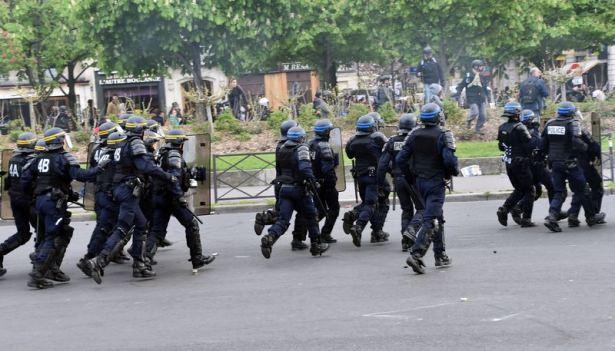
[411,127,445,178]
[7,153,32,196]
[546,118,573,162]
[113,136,142,183]
[387,133,407,175]
[350,135,378,172]
[34,152,69,195]
[277,143,300,184]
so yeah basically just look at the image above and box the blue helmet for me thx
[313,119,334,136]
[520,109,536,124]
[356,115,376,135]
[367,112,384,130]
[280,120,298,140]
[125,115,147,135]
[420,103,441,124]
[503,102,522,116]
[106,131,127,149]
[16,131,37,151]
[98,122,118,141]
[287,126,306,142]
[398,113,417,132]
[557,101,576,117]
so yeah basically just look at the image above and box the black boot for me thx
[519,218,536,228]
[261,234,278,259]
[291,239,308,251]
[434,253,452,267]
[77,257,92,277]
[27,267,53,289]
[342,211,355,234]
[349,224,363,247]
[401,228,417,252]
[190,254,216,270]
[370,230,390,243]
[254,212,265,236]
[46,246,70,282]
[309,238,329,257]
[568,213,580,227]
[88,254,109,284]
[321,231,337,244]
[497,206,508,226]
[405,254,425,274]
[511,206,523,225]
[544,213,562,232]
[586,212,606,227]
[133,260,156,278]
[186,227,216,269]
[0,255,6,277]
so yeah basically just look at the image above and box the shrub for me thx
[378,102,397,123]
[237,131,251,142]
[442,98,465,125]
[297,104,318,129]
[192,122,211,134]
[8,119,24,130]
[9,130,21,142]
[215,111,244,134]
[73,129,91,144]
[346,103,370,123]
[267,109,290,131]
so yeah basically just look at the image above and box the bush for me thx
[378,102,397,123]
[192,122,211,134]
[244,121,264,135]
[237,132,251,142]
[442,98,465,125]
[9,130,21,142]
[73,130,91,144]
[267,109,290,131]
[346,103,370,123]
[8,119,24,130]
[297,104,318,129]
[215,111,245,134]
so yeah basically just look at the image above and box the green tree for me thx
[79,0,290,122]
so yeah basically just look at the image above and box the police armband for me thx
[130,138,147,156]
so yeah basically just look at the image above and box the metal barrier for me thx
[601,133,614,182]
[212,152,276,202]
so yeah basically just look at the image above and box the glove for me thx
[97,157,111,170]
[166,173,178,184]
[175,197,188,207]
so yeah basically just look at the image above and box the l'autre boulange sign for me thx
[99,76,161,85]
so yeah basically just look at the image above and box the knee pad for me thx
[188,218,200,235]
[17,232,33,245]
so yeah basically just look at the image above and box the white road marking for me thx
[362,302,459,319]
[491,313,521,322]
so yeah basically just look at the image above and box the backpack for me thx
[520,78,538,104]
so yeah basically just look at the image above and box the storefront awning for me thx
[561,59,606,76]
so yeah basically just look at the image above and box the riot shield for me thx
[82,142,97,211]
[1,149,13,220]
[184,133,211,215]
[307,127,346,192]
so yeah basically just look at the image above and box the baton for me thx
[307,179,330,219]
[392,180,396,211]
[351,160,358,203]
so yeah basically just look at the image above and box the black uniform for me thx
[497,119,535,226]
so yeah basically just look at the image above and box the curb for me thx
[1,189,613,226]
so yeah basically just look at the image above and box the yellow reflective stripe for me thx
[125,122,146,128]
[107,137,126,145]
[43,132,65,142]
[17,138,37,144]
[165,135,186,139]
[34,146,46,151]
[99,127,117,136]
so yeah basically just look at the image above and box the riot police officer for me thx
[260,127,329,259]
[567,127,606,227]
[397,103,459,274]
[0,132,38,277]
[86,116,176,284]
[378,113,423,251]
[496,102,535,227]
[146,129,216,270]
[307,119,340,243]
[142,129,164,233]
[77,122,120,276]
[21,128,105,289]
[344,115,389,247]
[521,109,555,205]
[254,120,309,251]
[542,102,604,232]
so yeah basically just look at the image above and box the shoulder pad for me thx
[317,141,333,159]
[442,129,456,150]
[167,150,182,169]
[130,138,147,156]
[516,123,531,139]
[569,120,581,136]
[297,144,311,161]
[62,152,80,166]
[370,132,388,144]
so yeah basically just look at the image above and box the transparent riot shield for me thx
[0,149,13,220]
[82,142,97,211]
[184,134,211,215]
[307,127,346,192]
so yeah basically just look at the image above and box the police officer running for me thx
[0,133,39,277]
[307,119,340,243]
[344,115,389,247]
[146,129,216,271]
[396,103,459,274]
[542,102,604,232]
[86,116,176,284]
[260,127,329,259]
[21,128,107,289]
[520,109,555,205]
[378,113,423,251]
[496,102,536,227]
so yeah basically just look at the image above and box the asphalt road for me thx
[1,197,614,351]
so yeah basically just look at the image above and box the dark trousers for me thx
[101,183,147,261]
[0,199,36,255]
[411,176,446,256]
[268,185,320,240]
[549,161,593,216]
[356,175,378,228]
[394,176,415,233]
[503,159,535,218]
[569,163,604,217]
[532,164,555,202]
[315,182,340,235]
[86,191,117,259]
[146,195,202,259]
[34,194,72,266]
